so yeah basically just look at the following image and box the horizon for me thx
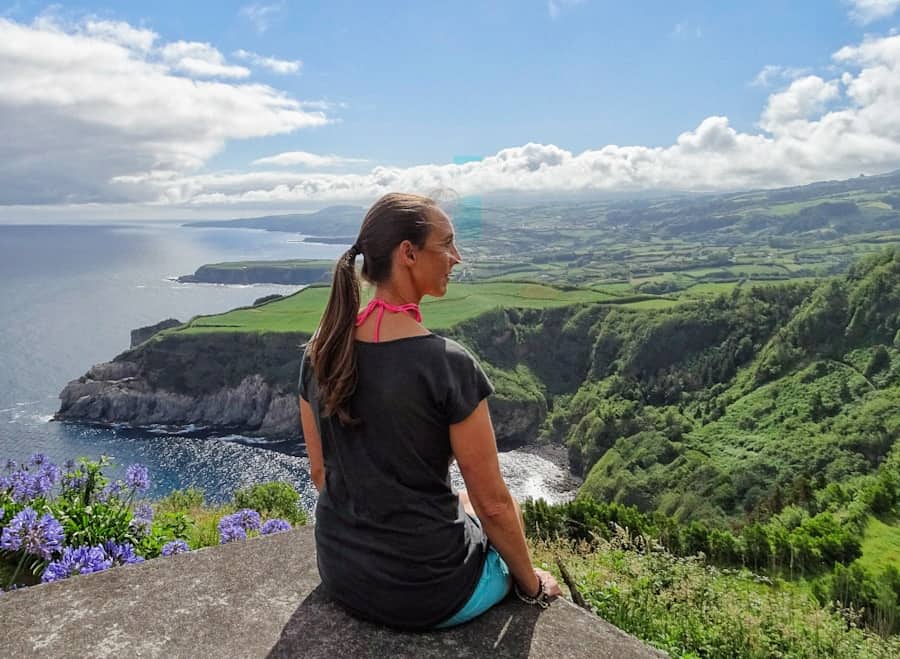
[2,1,900,221]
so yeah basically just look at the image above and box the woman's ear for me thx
[398,240,416,265]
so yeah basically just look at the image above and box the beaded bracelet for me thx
[514,577,551,609]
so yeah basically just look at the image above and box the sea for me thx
[0,222,574,510]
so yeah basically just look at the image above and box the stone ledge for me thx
[0,527,666,658]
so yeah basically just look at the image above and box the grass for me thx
[530,534,900,658]
[859,515,900,573]
[170,281,619,335]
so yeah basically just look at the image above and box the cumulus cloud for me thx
[251,151,367,167]
[846,0,900,24]
[160,41,250,78]
[233,49,301,74]
[239,2,285,34]
[751,64,811,87]
[0,16,329,205]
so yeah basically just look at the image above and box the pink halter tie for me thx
[355,298,423,343]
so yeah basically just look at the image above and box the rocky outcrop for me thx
[56,330,308,438]
[0,527,665,658]
[130,318,182,347]
[177,261,332,285]
[57,301,607,443]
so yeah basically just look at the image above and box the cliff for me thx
[0,526,665,658]
[177,260,333,285]
[55,313,569,445]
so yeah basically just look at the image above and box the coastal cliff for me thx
[177,260,333,285]
[54,307,582,446]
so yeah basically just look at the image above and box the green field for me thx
[171,281,625,335]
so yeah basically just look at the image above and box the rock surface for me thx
[0,526,666,659]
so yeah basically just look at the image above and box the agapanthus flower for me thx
[125,464,149,492]
[63,459,75,471]
[28,453,47,467]
[102,540,144,565]
[61,469,86,493]
[39,462,61,485]
[261,519,292,535]
[231,509,262,532]
[97,480,123,503]
[8,470,38,503]
[0,475,8,492]
[129,503,154,536]
[42,545,112,582]
[0,507,64,559]
[161,539,190,556]
[4,459,17,472]
[218,522,247,544]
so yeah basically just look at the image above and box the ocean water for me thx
[0,223,574,508]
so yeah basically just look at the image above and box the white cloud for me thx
[0,16,329,205]
[82,20,157,52]
[251,151,367,167]
[751,64,811,87]
[846,0,900,24]
[759,76,842,134]
[233,49,301,74]
[160,41,250,78]
[548,0,584,20]
[239,2,285,34]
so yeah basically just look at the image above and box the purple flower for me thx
[39,463,61,485]
[218,521,247,544]
[0,475,8,492]
[97,480,123,503]
[4,459,17,472]
[42,545,112,583]
[125,464,149,492]
[102,540,144,565]
[8,470,37,503]
[63,459,75,471]
[28,453,47,467]
[0,507,64,559]
[232,509,262,532]
[261,519,292,535]
[161,540,190,556]
[129,503,154,536]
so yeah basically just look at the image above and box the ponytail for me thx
[307,246,361,426]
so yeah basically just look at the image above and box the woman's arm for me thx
[300,397,325,492]
[449,400,560,599]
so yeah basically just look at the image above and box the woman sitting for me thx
[299,192,561,630]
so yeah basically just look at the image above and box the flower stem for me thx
[7,551,27,589]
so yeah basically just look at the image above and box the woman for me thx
[299,192,561,630]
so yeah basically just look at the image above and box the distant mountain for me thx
[183,205,365,236]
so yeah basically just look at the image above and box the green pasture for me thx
[170,281,619,335]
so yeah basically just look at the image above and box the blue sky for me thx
[1,1,900,218]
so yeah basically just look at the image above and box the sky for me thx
[2,0,900,220]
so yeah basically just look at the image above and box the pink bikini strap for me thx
[355,298,423,343]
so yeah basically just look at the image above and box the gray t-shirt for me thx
[299,334,493,629]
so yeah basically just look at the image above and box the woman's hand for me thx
[533,567,563,598]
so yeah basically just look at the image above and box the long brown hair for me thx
[306,192,436,425]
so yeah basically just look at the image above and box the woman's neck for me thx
[373,283,421,306]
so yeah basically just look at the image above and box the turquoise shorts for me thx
[435,547,512,628]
